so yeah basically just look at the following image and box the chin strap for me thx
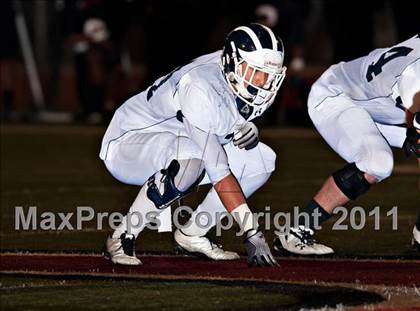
[235,97,254,120]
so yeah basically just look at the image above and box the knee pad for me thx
[332,163,371,200]
[146,160,205,209]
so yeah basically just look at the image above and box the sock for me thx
[112,178,163,239]
[298,199,331,230]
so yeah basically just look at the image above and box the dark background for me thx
[1,0,419,126]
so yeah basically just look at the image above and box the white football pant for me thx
[103,131,276,237]
[308,71,407,182]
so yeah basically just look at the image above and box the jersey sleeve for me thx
[177,77,219,133]
[398,59,420,112]
[183,117,230,184]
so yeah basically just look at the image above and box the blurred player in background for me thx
[69,18,120,124]
[274,34,420,255]
[100,23,287,266]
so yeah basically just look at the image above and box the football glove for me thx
[403,113,420,158]
[233,122,259,150]
[244,229,278,267]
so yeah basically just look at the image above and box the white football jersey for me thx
[100,51,247,161]
[316,35,420,124]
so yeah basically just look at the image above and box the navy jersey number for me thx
[147,66,181,100]
[366,46,413,82]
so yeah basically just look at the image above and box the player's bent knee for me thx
[146,159,205,209]
[364,150,394,182]
[258,143,277,173]
[332,163,371,200]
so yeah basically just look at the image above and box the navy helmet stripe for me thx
[247,24,273,49]
[235,26,260,51]
[233,31,256,51]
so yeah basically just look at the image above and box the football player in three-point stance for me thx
[100,24,286,266]
[274,35,420,256]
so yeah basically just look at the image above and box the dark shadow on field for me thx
[0,273,384,311]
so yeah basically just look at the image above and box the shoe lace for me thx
[121,233,135,256]
[205,236,223,250]
[291,227,315,246]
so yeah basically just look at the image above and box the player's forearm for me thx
[408,91,420,114]
[406,110,415,127]
[214,173,256,233]
[214,173,246,212]
[405,92,420,127]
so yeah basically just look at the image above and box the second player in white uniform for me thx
[274,35,420,255]
[101,24,287,266]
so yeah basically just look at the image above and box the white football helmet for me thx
[222,23,287,120]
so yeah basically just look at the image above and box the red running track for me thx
[1,253,419,287]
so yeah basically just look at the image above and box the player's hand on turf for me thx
[244,229,279,267]
[233,122,259,150]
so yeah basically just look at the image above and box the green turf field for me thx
[1,125,419,257]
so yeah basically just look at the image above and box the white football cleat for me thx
[412,226,420,250]
[273,226,334,256]
[174,229,240,261]
[103,233,142,265]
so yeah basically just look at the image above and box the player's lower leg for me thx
[274,163,376,256]
[104,181,159,265]
[105,159,205,265]
[174,188,239,260]
[175,172,271,260]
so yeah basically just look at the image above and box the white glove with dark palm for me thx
[403,113,420,157]
[233,122,259,150]
[244,229,279,267]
